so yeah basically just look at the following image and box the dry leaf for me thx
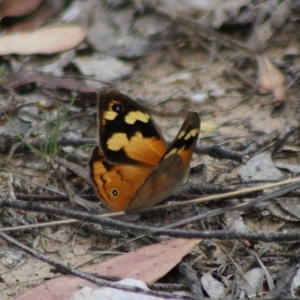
[240,268,264,297]
[85,238,200,283]
[239,152,283,181]
[71,278,168,300]
[291,268,300,297]
[257,53,287,106]
[201,273,224,298]
[16,238,200,300]
[3,0,66,32]
[0,25,87,55]
[0,0,42,18]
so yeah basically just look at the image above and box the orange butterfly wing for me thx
[162,112,200,168]
[126,112,200,212]
[89,89,200,212]
[98,89,168,167]
[90,148,153,211]
[89,89,169,211]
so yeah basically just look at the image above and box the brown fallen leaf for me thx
[16,238,200,300]
[257,53,287,107]
[3,0,67,32]
[0,0,42,18]
[85,238,201,283]
[0,25,87,54]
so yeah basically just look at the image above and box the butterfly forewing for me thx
[98,89,168,167]
[162,112,200,167]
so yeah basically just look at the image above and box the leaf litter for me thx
[17,238,199,300]
[0,0,300,299]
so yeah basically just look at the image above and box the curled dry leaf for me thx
[257,53,287,106]
[0,25,87,55]
[0,0,42,18]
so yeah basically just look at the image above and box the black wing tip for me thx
[184,112,201,131]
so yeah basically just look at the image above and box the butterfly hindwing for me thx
[89,147,153,211]
[126,154,186,212]
[98,89,168,167]
[126,112,200,212]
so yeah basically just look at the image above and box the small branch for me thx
[16,194,70,202]
[1,179,300,241]
[2,72,98,94]
[164,178,300,228]
[178,262,203,297]
[144,176,300,212]
[195,144,248,163]
[2,177,300,233]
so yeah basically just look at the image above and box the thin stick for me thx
[140,176,300,212]
[1,181,300,241]
[1,177,300,232]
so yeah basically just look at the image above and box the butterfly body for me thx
[89,89,200,212]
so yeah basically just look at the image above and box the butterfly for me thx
[89,89,200,212]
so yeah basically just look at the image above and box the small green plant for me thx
[43,100,74,157]
[7,100,74,163]
[0,67,6,84]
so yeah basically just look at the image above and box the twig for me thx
[0,169,67,196]
[164,178,300,228]
[144,176,300,212]
[2,72,98,94]
[272,129,295,155]
[16,194,70,202]
[2,181,300,241]
[178,262,203,297]
[195,144,248,163]
[220,247,269,298]
[2,177,300,232]
[53,156,92,185]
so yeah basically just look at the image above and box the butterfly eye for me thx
[111,188,119,198]
[112,104,123,113]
